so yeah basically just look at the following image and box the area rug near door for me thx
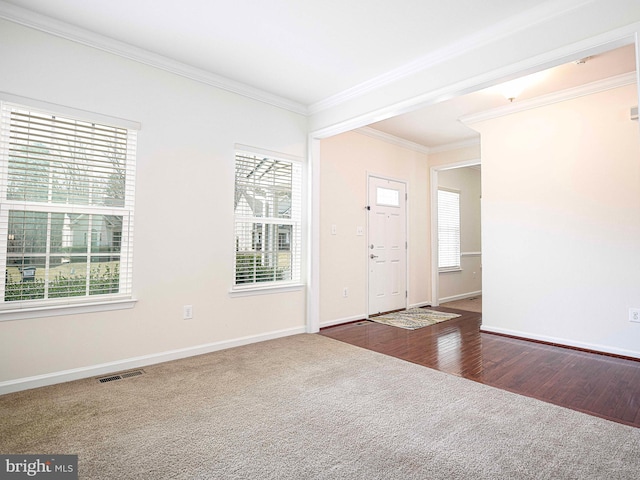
[370,308,461,329]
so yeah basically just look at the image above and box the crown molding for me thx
[0,1,308,115]
[355,127,430,154]
[308,0,596,114]
[429,138,481,154]
[355,128,481,155]
[460,71,637,125]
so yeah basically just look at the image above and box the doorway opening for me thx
[307,35,639,334]
[430,161,481,309]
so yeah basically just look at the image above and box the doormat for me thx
[370,308,461,330]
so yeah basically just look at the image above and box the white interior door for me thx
[368,176,407,315]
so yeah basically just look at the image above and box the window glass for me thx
[0,101,136,308]
[376,187,400,207]
[438,189,461,270]
[233,151,301,288]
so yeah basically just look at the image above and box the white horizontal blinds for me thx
[438,188,461,270]
[289,161,302,283]
[6,108,129,207]
[118,129,136,303]
[234,151,301,286]
[0,101,137,305]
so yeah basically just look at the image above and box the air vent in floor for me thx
[97,369,144,383]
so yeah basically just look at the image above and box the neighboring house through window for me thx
[438,188,461,271]
[0,96,138,316]
[233,148,301,289]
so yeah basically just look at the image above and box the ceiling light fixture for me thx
[499,78,528,102]
[574,56,591,65]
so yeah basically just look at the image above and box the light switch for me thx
[356,226,364,236]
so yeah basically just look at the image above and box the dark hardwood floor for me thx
[319,307,640,428]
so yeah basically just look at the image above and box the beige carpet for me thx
[370,308,461,329]
[1,334,639,479]
[442,295,482,313]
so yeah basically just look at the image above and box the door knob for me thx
[370,254,378,259]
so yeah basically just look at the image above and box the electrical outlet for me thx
[183,305,193,320]
[343,287,348,298]
[629,308,640,323]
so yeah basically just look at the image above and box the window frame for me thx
[0,93,139,320]
[230,146,304,295]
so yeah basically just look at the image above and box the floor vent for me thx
[97,369,144,384]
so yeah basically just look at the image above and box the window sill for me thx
[0,297,137,322]
[229,283,305,297]
[439,267,463,274]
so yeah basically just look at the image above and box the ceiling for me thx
[1,0,637,149]
[370,44,638,149]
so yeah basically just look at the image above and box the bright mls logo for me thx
[0,455,77,479]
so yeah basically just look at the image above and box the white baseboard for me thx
[481,325,640,359]
[409,301,433,309]
[320,304,436,326]
[0,326,306,395]
[320,314,366,328]
[439,290,482,304]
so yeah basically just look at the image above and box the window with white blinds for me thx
[438,188,461,271]
[0,100,137,309]
[234,150,301,288]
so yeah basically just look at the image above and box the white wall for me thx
[319,131,429,325]
[437,167,482,302]
[0,19,307,387]
[472,84,640,357]
[429,145,481,169]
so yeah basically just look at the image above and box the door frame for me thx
[367,172,408,317]
[430,159,481,307]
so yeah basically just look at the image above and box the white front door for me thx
[368,176,407,315]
